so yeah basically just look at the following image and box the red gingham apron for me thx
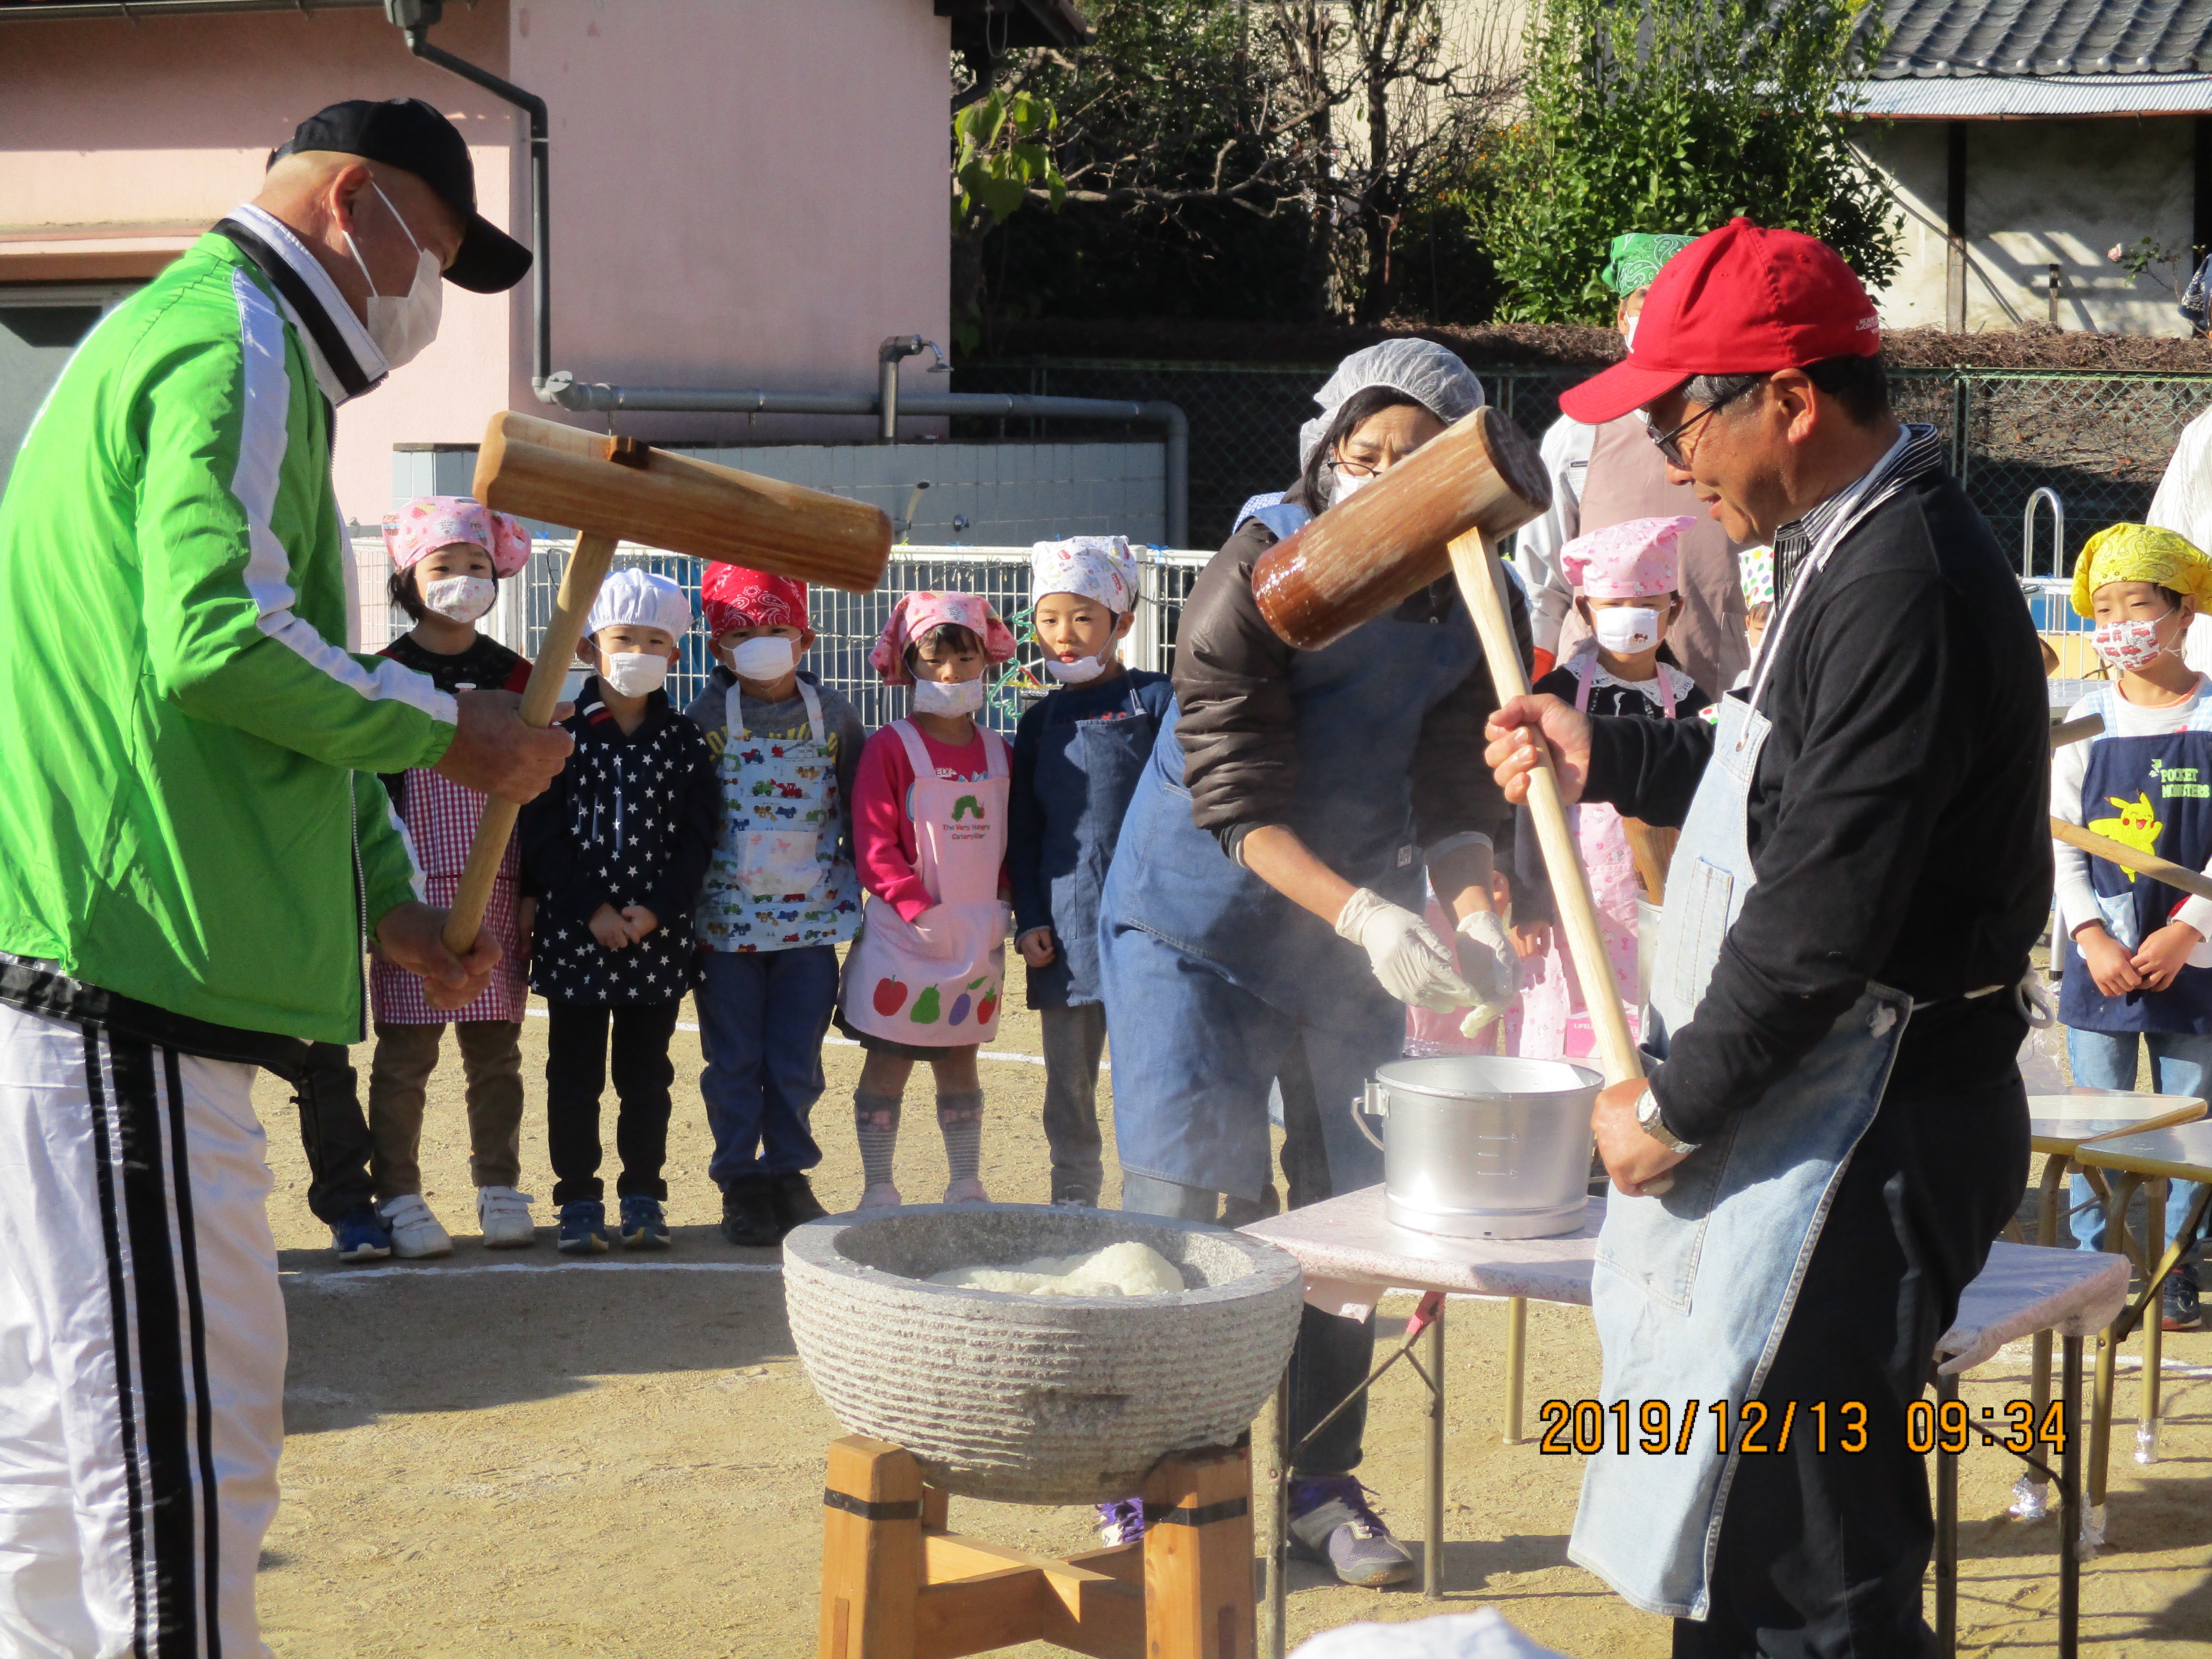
[368,767,528,1024]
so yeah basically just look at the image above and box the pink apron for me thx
[369,767,528,1024]
[1516,653,1671,1061]
[839,720,1011,1046]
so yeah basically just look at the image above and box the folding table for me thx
[1243,1185,2126,1659]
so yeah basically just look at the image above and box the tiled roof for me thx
[1875,0,2212,77]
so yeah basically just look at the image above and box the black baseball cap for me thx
[271,97,530,294]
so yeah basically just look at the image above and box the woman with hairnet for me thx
[1094,340,1529,1585]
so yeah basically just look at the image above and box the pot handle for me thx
[1352,1080,1387,1153]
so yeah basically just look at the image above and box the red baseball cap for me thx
[1559,217,1881,426]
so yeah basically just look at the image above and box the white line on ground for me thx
[520,1005,1059,1066]
[288,1260,783,1283]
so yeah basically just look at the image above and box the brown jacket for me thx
[1172,510,1528,862]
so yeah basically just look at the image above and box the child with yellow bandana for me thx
[2054,523,2212,1328]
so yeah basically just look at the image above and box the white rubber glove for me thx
[1335,887,1480,1011]
[1454,909,1522,1036]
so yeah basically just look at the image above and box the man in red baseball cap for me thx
[1488,219,2051,1655]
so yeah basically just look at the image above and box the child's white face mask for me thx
[1593,605,1662,655]
[1042,654,1107,685]
[422,574,496,624]
[913,677,984,717]
[727,635,796,681]
[2091,611,2177,672]
[602,652,670,697]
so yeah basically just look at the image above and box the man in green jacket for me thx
[0,99,568,1657]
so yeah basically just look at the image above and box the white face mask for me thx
[344,181,443,371]
[726,635,796,682]
[1332,468,1374,505]
[912,676,984,717]
[2090,612,2178,672]
[601,651,670,698]
[1592,605,1662,655]
[421,574,496,624]
[1042,654,1107,685]
[1621,315,1640,351]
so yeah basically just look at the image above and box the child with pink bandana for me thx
[366,496,539,1257]
[836,592,1019,1209]
[1510,516,1713,1063]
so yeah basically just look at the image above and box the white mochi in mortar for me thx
[929,1239,1185,1297]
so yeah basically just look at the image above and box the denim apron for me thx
[1099,574,1480,1197]
[1026,678,1167,1008]
[1568,444,1919,1619]
[2056,682,2212,1033]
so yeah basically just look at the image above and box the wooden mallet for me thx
[1252,408,1654,1116]
[436,412,893,957]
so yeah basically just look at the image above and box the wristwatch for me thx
[1635,1087,1698,1156]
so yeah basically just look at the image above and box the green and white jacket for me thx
[0,210,456,1055]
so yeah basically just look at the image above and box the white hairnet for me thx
[1297,339,1487,482]
[584,567,693,640]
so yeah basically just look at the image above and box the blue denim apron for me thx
[1570,450,1918,1619]
[1098,579,1479,1198]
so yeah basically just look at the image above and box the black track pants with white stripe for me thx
[0,1001,283,1658]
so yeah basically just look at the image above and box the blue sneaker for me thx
[330,1204,392,1263]
[1288,1476,1416,1587]
[1095,1497,1146,1546]
[556,1200,610,1255]
[620,1194,671,1250]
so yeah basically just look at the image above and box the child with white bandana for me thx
[1009,538,1173,1206]
[519,569,717,1252]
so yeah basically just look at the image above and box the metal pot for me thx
[1354,1055,1602,1240]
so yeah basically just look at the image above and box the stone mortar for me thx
[783,1203,1304,1505]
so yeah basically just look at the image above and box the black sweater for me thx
[1586,468,2051,1142]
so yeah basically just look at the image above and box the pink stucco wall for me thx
[1,0,951,523]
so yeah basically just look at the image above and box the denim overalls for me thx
[1568,452,1920,1619]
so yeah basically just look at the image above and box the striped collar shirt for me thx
[1773,421,1945,603]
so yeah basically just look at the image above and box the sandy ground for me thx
[253,992,2212,1657]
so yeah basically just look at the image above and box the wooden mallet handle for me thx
[1449,530,1648,1095]
[439,527,622,956]
[439,438,651,959]
[2051,817,2212,904]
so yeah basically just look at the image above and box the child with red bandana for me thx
[688,564,866,1245]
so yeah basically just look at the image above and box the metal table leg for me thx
[1425,1297,1446,1600]
[2060,1333,2082,1659]
[2086,1173,2136,1549]
[1502,1295,1526,1445]
[1267,1363,1291,1659]
[1935,1371,1958,1658]
[2141,1177,2167,1464]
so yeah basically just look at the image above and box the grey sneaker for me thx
[1287,1476,1415,1587]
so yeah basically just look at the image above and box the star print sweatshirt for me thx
[518,680,718,1004]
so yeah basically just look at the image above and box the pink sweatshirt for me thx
[851,721,1009,922]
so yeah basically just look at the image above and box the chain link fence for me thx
[354,540,1212,735]
[955,359,2212,573]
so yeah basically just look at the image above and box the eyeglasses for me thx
[1645,378,1759,468]
[1328,456,1383,480]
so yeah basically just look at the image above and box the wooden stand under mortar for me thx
[819,1435,1254,1659]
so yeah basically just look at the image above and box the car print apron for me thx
[841,720,1011,1045]
[2057,681,2212,1033]
[699,679,861,952]
[1568,438,1921,1619]
[1519,652,1672,1060]
[368,767,526,1024]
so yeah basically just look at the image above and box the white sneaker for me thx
[377,1193,453,1259]
[476,1186,538,1249]
[942,1177,991,1204]
[855,1182,904,1212]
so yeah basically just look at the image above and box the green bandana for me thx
[1603,232,1696,297]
